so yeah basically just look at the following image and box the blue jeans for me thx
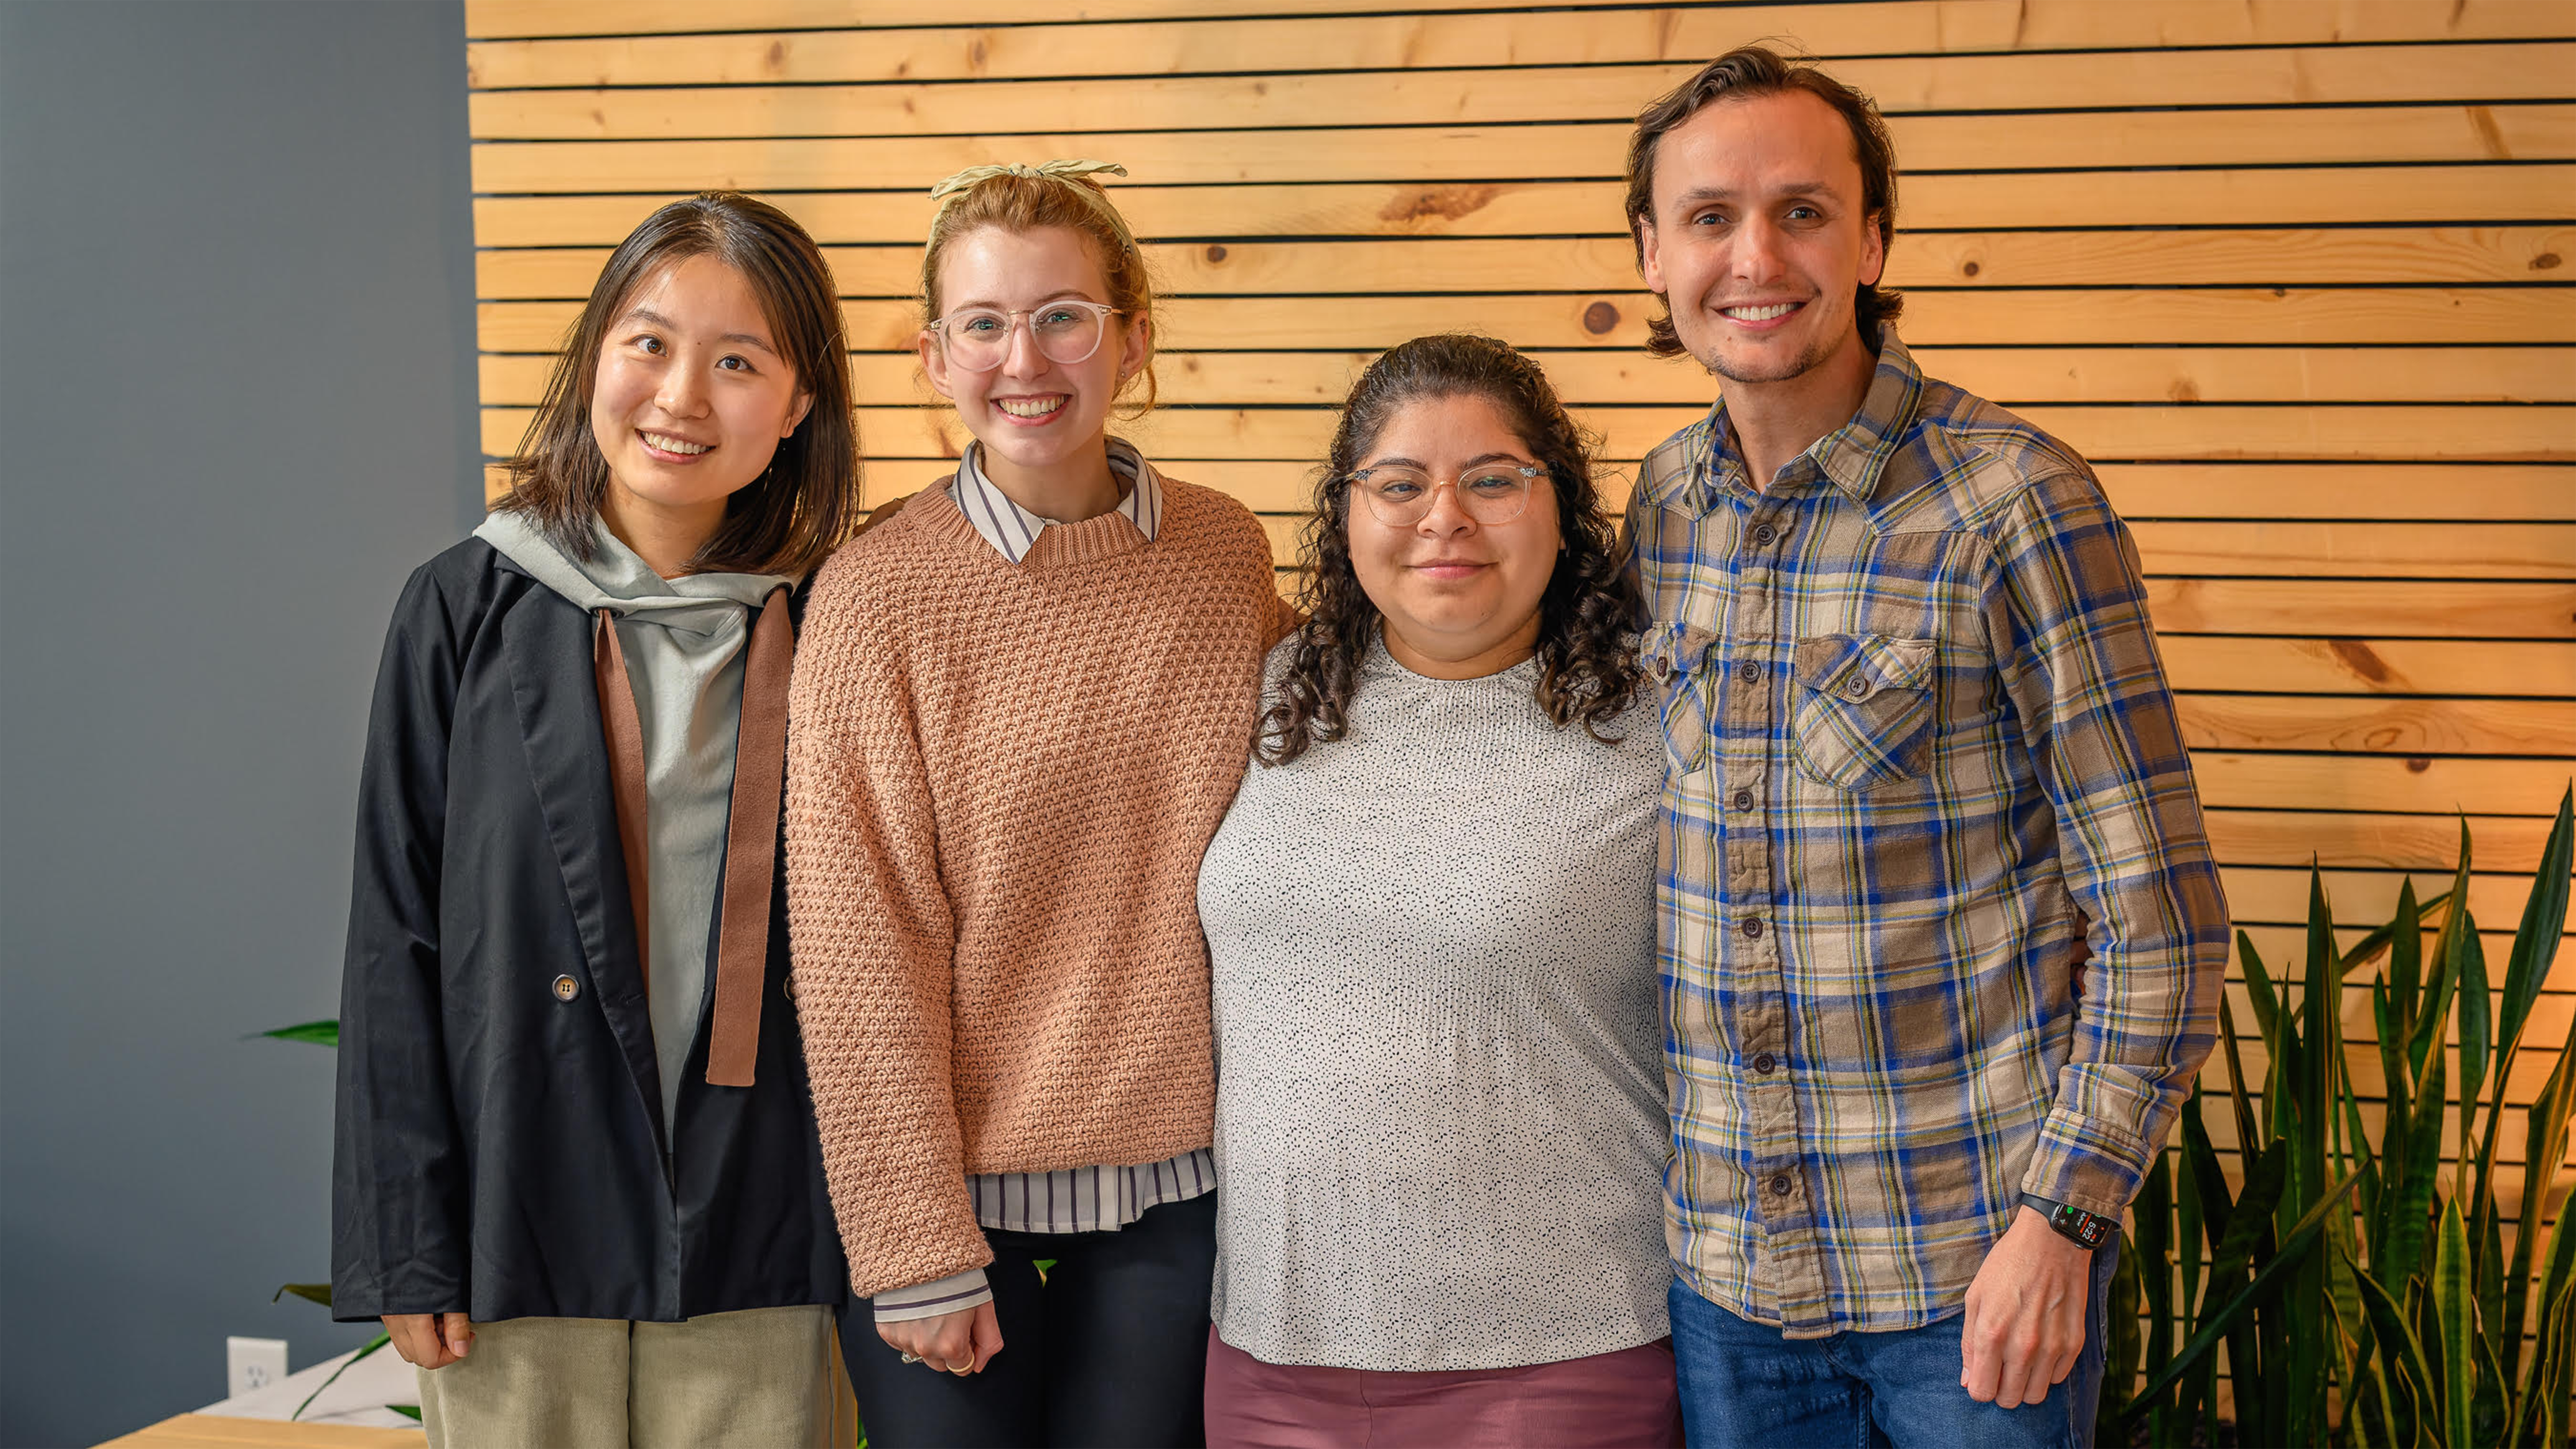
[1668,1243,2118,1449]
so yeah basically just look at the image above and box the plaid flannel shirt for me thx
[1629,329,2228,1338]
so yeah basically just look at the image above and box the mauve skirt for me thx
[1204,1328,1684,1449]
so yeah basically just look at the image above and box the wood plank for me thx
[2094,465,2576,521]
[2219,865,2572,930]
[483,347,2576,413]
[469,91,2576,179]
[2202,807,2565,870]
[480,399,2576,466]
[2160,637,2576,696]
[2175,694,2576,756]
[467,166,2576,247]
[471,227,2575,299]
[481,290,2576,351]
[464,0,2576,60]
[2188,751,2574,815]
[2142,578,2576,639]
[2124,521,2576,580]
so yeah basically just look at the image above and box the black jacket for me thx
[331,538,845,1324]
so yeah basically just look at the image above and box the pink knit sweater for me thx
[786,476,1286,1296]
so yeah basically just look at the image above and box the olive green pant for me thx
[415,1304,835,1449]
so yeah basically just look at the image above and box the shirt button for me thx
[1741,916,1765,939]
[1769,1173,1794,1197]
[551,974,581,1002]
[1753,1052,1777,1075]
[1740,662,1764,685]
[1752,523,1778,547]
[1731,788,1755,811]
[1845,675,1868,699]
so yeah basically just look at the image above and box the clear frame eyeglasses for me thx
[1345,461,1548,528]
[925,300,1124,372]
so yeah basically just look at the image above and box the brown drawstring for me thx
[706,587,792,1087]
[595,609,654,996]
[591,588,791,1087]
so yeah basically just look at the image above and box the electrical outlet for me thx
[227,1336,289,1397]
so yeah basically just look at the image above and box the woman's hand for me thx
[876,1302,1002,1376]
[382,1313,474,1370]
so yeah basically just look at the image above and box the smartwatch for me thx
[2021,1192,2117,1251]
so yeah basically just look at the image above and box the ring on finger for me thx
[899,1352,922,1364]
[950,1364,972,1376]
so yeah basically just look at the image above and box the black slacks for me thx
[839,1192,1218,1449]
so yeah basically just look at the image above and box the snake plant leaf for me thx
[2181,1095,2233,1257]
[2359,1263,2437,1449]
[2453,921,2492,1169]
[292,1331,390,1422]
[2496,785,2572,1076]
[2217,989,2263,1163]
[2410,822,2472,1081]
[271,1282,332,1308]
[2433,1196,2475,1449]
[2384,1040,2447,1289]
[2472,1320,2507,1449]
[2518,1182,2576,1434]
[2239,927,2282,1049]
[2118,1163,2360,1422]
[2511,1272,2576,1449]
[2389,877,2425,1058]
[2503,1036,2576,1381]
[253,1020,340,1047]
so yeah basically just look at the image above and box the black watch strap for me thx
[2022,1192,2117,1250]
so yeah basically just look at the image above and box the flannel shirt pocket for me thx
[1789,632,1937,790]
[1642,621,1720,775]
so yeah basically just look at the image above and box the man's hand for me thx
[1959,1206,2093,1408]
[878,1301,1002,1376]
[383,1313,474,1370]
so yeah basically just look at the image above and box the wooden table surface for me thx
[97,1414,426,1448]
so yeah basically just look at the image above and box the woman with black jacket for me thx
[332,192,862,1447]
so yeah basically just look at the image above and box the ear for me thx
[916,327,957,403]
[782,387,815,437]
[1117,310,1153,384]
[1858,211,1887,288]
[1635,215,1666,295]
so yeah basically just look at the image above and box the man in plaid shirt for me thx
[1621,46,2229,1447]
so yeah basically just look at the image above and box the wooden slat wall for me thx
[462,0,2575,1268]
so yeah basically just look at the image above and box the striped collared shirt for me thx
[874,434,1213,1325]
[947,434,1165,560]
[1628,328,2227,1339]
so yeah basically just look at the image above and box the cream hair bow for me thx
[927,159,1137,252]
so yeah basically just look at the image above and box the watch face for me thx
[2061,1207,2110,1248]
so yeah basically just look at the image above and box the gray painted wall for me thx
[0,2,479,1441]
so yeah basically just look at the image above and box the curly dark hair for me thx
[1255,334,1643,767]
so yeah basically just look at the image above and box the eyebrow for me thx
[1363,450,1530,471]
[1671,180,1841,207]
[618,306,779,356]
[945,287,1101,312]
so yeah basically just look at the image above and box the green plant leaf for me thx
[2359,1266,2437,1449]
[2218,987,2263,1161]
[391,1404,422,1421]
[2503,1034,2576,1388]
[2453,919,2493,1187]
[2409,822,2472,1082]
[2118,1162,2361,1422]
[252,1020,340,1048]
[2495,785,2573,1081]
[292,1332,389,1422]
[2434,1196,2475,1449]
[2239,927,2283,1051]
[271,1283,332,1308]
[2516,1179,2576,1438]
[2382,1037,2447,1291]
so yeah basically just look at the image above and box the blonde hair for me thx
[920,163,1159,414]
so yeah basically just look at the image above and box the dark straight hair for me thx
[1624,44,1904,358]
[495,191,862,579]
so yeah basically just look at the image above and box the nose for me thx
[1413,482,1476,538]
[1732,215,1787,284]
[655,356,710,418]
[998,314,1047,378]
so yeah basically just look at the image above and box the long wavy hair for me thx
[1256,334,1642,766]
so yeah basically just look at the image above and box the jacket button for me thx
[1753,1052,1777,1075]
[1752,523,1778,547]
[1741,662,1764,685]
[1741,916,1765,939]
[1732,788,1755,811]
[551,974,581,1002]
[1769,1173,1794,1196]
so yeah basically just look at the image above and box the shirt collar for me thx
[948,435,1163,564]
[1644,325,1925,514]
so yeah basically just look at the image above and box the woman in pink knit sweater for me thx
[785,162,1291,1448]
